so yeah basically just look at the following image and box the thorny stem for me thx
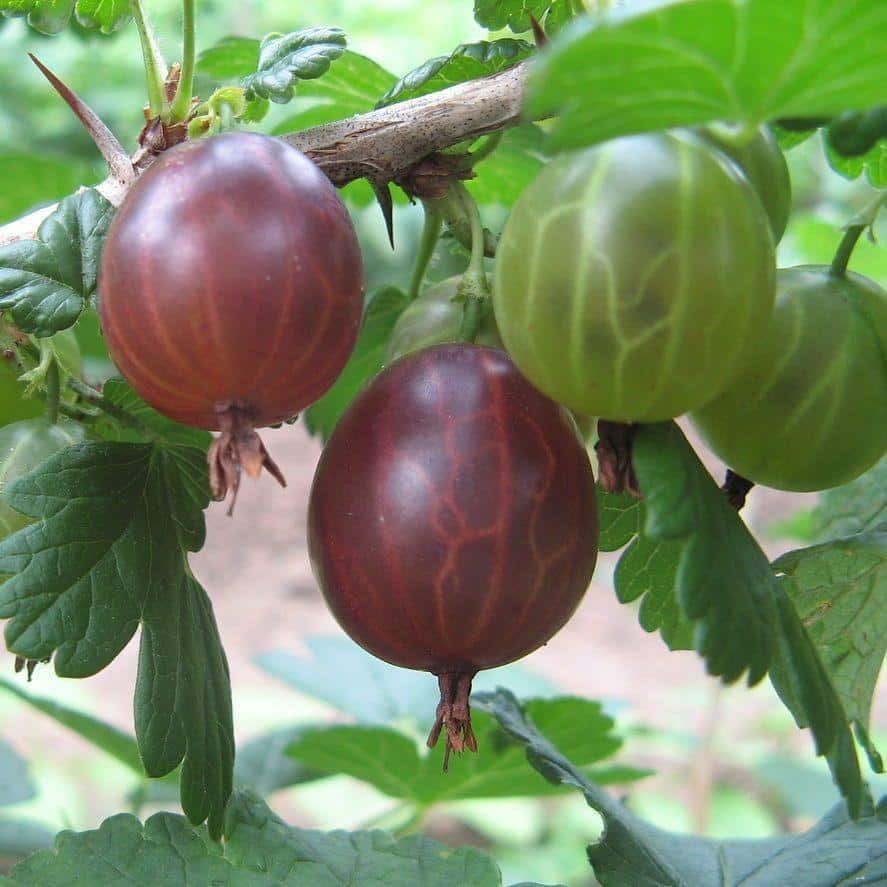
[408,204,443,301]
[28,54,134,184]
[130,0,167,118]
[830,192,886,277]
[44,359,60,424]
[168,0,197,123]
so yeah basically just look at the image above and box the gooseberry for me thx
[99,132,364,507]
[691,266,887,491]
[308,344,598,763]
[493,131,776,422]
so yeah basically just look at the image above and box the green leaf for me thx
[0,0,129,34]
[528,0,887,151]
[196,36,260,82]
[473,0,575,34]
[71,0,128,32]
[810,457,887,540]
[633,422,777,683]
[467,125,547,208]
[304,287,409,442]
[768,591,866,818]
[0,385,232,837]
[0,677,143,774]
[772,532,886,765]
[378,39,532,107]
[633,423,865,813]
[596,488,640,552]
[481,688,887,887]
[0,188,114,336]
[614,535,694,650]
[288,696,636,804]
[243,27,347,104]
[0,151,94,224]
[6,790,507,885]
[255,635,559,725]
[0,737,35,807]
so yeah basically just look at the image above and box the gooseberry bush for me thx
[0,0,884,883]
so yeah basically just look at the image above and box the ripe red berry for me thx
[308,344,598,764]
[99,132,364,509]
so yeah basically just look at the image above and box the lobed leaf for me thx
[287,697,640,805]
[243,28,347,104]
[0,384,232,838]
[378,39,532,107]
[0,188,114,336]
[614,535,694,650]
[473,0,576,34]
[481,689,887,886]
[771,532,886,769]
[596,488,640,552]
[0,0,130,34]
[811,456,887,540]
[632,422,777,683]
[528,0,887,151]
[5,790,510,885]
[304,287,409,442]
[632,422,866,814]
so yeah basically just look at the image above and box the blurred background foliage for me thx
[0,2,885,885]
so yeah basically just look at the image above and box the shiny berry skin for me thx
[696,125,791,242]
[493,131,776,422]
[308,344,598,760]
[99,132,364,505]
[692,266,887,492]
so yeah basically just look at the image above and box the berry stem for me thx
[830,192,886,277]
[427,671,478,771]
[451,182,490,343]
[595,420,640,496]
[130,0,167,119]
[44,359,60,425]
[168,0,197,123]
[408,203,443,301]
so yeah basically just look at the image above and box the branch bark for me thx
[0,63,528,247]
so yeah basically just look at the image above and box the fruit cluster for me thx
[84,126,884,761]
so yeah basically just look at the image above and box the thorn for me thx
[29,53,135,185]
[371,181,395,249]
[529,15,548,48]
